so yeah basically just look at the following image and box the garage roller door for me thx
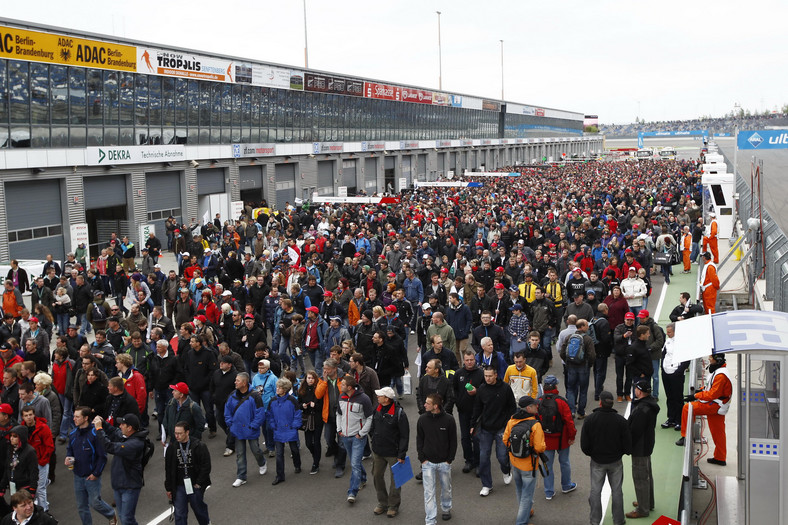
[6,179,65,259]
[275,163,296,210]
[342,159,356,189]
[84,175,127,209]
[317,161,334,196]
[364,157,377,190]
[146,171,182,236]
[239,166,263,189]
[197,168,225,195]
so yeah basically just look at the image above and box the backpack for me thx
[587,318,600,345]
[565,333,586,365]
[508,418,538,458]
[140,436,155,470]
[538,394,565,434]
[92,302,107,322]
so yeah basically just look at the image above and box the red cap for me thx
[194,315,207,323]
[637,310,649,318]
[306,306,319,314]
[385,305,397,312]
[633,224,639,228]
[299,267,308,272]
[572,268,582,273]
[323,291,333,297]
[388,272,396,278]
[440,268,449,273]
[354,252,361,257]
[388,231,396,236]
[174,229,180,233]
[170,382,190,395]
[625,312,636,320]
[491,243,497,248]
[494,283,505,289]
[475,242,484,247]
[28,316,39,323]
[244,314,255,320]
[0,403,13,415]
[495,266,505,272]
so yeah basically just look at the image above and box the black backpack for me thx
[538,394,565,435]
[92,302,107,322]
[508,418,538,458]
[140,436,155,470]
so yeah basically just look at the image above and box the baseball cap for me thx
[244,314,255,320]
[543,374,559,387]
[509,304,523,311]
[624,312,636,320]
[374,387,397,399]
[385,305,397,312]
[170,382,190,395]
[637,310,649,319]
[324,291,333,297]
[495,266,505,272]
[422,303,432,311]
[599,391,615,407]
[0,403,13,415]
[329,316,342,322]
[634,379,652,393]
[28,316,39,323]
[494,283,505,290]
[388,272,396,278]
[221,290,232,296]
[572,268,582,273]
[440,268,449,274]
[306,306,319,314]
[117,414,141,430]
[194,315,207,323]
[509,285,519,292]
[518,395,536,408]
[586,289,596,296]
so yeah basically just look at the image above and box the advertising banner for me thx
[230,201,245,221]
[86,145,185,166]
[313,142,344,154]
[289,70,304,90]
[364,82,401,101]
[362,141,386,152]
[0,24,136,71]
[70,223,89,255]
[431,92,451,106]
[436,140,452,148]
[400,141,419,149]
[138,47,233,82]
[245,64,292,89]
[737,130,788,150]
[400,87,433,104]
[232,143,277,158]
[482,99,501,112]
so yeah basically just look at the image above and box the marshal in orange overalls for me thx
[680,359,732,462]
[699,258,719,314]
[702,218,719,264]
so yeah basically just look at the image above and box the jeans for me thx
[629,305,642,319]
[340,435,367,496]
[77,313,92,336]
[422,461,452,525]
[513,466,538,525]
[264,420,275,453]
[477,428,510,489]
[174,485,210,525]
[58,394,74,439]
[74,474,115,525]
[589,459,625,525]
[113,488,141,525]
[154,388,173,426]
[565,365,590,416]
[651,359,660,398]
[36,464,50,510]
[614,355,632,397]
[56,313,70,335]
[307,348,324,374]
[593,356,608,400]
[660,262,673,283]
[274,440,301,480]
[390,376,403,396]
[189,389,216,432]
[372,454,402,510]
[458,410,479,467]
[235,438,266,480]
[541,327,555,353]
[543,447,573,497]
[216,402,236,451]
[690,242,700,263]
[324,419,339,464]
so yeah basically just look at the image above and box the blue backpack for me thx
[565,333,585,365]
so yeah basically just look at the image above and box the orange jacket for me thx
[695,365,732,405]
[701,264,720,291]
[2,289,23,318]
[503,414,546,472]
[348,300,361,327]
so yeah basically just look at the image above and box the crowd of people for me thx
[0,155,735,525]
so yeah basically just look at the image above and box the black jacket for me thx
[417,374,455,415]
[416,409,457,464]
[580,406,632,464]
[0,505,58,525]
[100,390,140,424]
[1,425,38,494]
[452,365,484,413]
[470,379,516,432]
[470,322,508,355]
[164,436,212,492]
[150,350,181,391]
[628,395,660,457]
[626,340,653,379]
[184,346,219,393]
[210,368,238,410]
[98,424,147,489]
[370,402,409,460]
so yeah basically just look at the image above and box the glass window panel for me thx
[222,85,232,127]
[30,64,49,126]
[87,125,103,146]
[9,61,30,124]
[187,80,199,126]
[149,76,161,128]
[250,86,260,128]
[162,77,176,126]
[232,84,243,127]
[7,232,16,243]
[69,67,86,126]
[51,127,68,147]
[49,224,62,236]
[103,71,118,125]
[198,127,209,144]
[16,229,32,241]
[221,128,231,143]
[118,72,134,125]
[242,85,251,131]
[211,83,222,127]
[31,126,49,148]
[119,127,134,145]
[187,127,198,145]
[135,74,148,126]
[0,60,7,124]
[86,69,102,124]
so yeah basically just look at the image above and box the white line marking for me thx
[144,509,171,525]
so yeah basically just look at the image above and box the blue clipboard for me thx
[391,456,414,488]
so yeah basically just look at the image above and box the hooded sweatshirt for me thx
[2,425,39,493]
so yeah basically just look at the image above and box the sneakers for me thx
[232,479,247,487]
[503,472,512,485]
[268,450,276,458]
[294,467,301,474]
[208,430,217,438]
[545,493,554,501]
[347,494,356,504]
[617,396,623,402]
[109,514,119,525]
[562,482,577,494]
[374,506,386,515]
[259,464,267,475]
[310,465,319,475]
[223,448,234,457]
[661,420,673,429]
[675,437,686,446]
[57,436,67,445]
[462,462,473,473]
[362,454,371,460]
[577,414,585,420]
[479,487,492,497]
[386,509,398,518]
[442,510,452,520]
[335,467,345,478]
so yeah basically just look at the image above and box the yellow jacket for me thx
[503,414,546,472]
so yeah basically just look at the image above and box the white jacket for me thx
[620,277,647,308]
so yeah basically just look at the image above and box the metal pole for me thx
[303,0,309,69]
[436,11,442,90]
[500,39,504,101]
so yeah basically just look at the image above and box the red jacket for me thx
[0,354,23,377]
[538,388,577,451]
[27,417,54,466]
[51,359,75,396]
[122,369,148,415]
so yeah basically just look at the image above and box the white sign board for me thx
[86,145,186,166]
[70,223,89,256]
[139,224,155,245]
[337,186,348,197]
[230,201,245,221]
[398,177,407,191]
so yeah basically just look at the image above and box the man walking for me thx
[164,421,212,525]
[580,392,632,525]
[503,396,546,525]
[337,375,374,504]
[538,375,577,500]
[626,380,659,519]
[370,387,409,518]
[559,318,596,419]
[224,372,268,487]
[471,365,517,497]
[417,392,457,524]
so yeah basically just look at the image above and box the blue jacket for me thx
[67,425,108,479]
[403,277,424,304]
[266,394,302,443]
[97,424,147,490]
[251,370,277,408]
[224,387,266,440]
[302,317,327,350]
[446,303,472,340]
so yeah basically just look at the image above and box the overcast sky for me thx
[4,0,786,124]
